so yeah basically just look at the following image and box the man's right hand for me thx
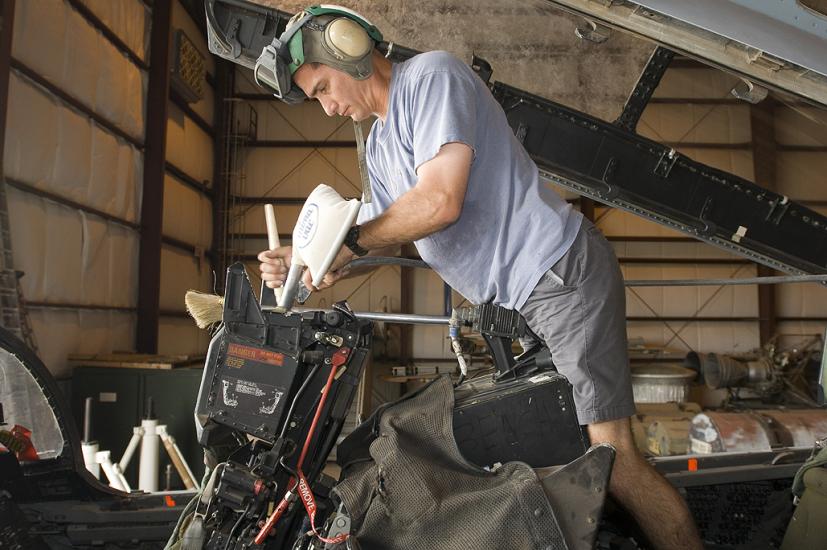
[258,246,292,289]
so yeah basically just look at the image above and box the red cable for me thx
[253,348,351,545]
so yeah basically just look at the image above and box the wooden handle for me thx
[265,204,280,250]
[264,204,284,300]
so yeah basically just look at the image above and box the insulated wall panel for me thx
[78,0,150,62]
[232,204,302,237]
[5,74,143,223]
[163,174,213,249]
[12,0,146,140]
[166,103,214,185]
[243,147,362,199]
[188,78,216,128]
[6,188,139,306]
[247,96,357,142]
[410,269,454,360]
[158,317,211,357]
[159,245,212,312]
[637,104,751,144]
[775,105,827,146]
[776,283,827,318]
[29,309,135,379]
[622,264,758,318]
[653,68,740,100]
[776,152,827,200]
[626,321,759,355]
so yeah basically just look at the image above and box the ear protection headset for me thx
[254,5,383,104]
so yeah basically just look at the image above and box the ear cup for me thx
[323,17,372,60]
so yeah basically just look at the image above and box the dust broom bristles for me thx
[185,290,224,329]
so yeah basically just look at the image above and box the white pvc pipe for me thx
[119,427,143,471]
[82,442,100,479]
[113,463,130,492]
[96,450,126,492]
[138,419,159,492]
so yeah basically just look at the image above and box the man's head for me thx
[254,5,383,107]
[292,49,389,121]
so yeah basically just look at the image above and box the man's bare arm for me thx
[358,142,473,250]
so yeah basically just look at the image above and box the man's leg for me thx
[588,418,703,550]
[518,219,703,549]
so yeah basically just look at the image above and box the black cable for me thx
[279,363,321,439]
[349,256,429,269]
[223,503,252,550]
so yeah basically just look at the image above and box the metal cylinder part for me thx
[83,397,93,442]
[690,412,772,454]
[702,353,750,389]
[631,364,696,403]
[702,353,773,389]
[138,418,159,492]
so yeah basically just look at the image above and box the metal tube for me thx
[354,312,450,325]
[625,274,827,286]
[291,307,450,325]
[83,397,93,442]
[277,262,304,310]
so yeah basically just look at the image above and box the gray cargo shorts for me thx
[518,219,635,425]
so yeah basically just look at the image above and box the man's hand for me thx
[302,245,356,291]
[258,246,292,289]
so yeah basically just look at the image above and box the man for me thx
[257,6,703,549]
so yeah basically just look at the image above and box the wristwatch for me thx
[344,225,369,257]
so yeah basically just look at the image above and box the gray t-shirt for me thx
[358,51,582,309]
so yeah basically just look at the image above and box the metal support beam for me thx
[750,100,779,344]
[0,0,15,185]
[65,0,148,71]
[615,46,675,133]
[137,0,173,353]
[580,198,595,222]
[170,89,213,135]
[166,162,212,198]
[212,59,233,290]
[10,58,144,150]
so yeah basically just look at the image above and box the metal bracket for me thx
[515,123,528,145]
[574,19,611,43]
[471,55,493,84]
[765,196,791,226]
[731,78,769,104]
[615,46,675,132]
[746,48,788,72]
[654,148,678,178]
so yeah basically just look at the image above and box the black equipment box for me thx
[453,372,587,468]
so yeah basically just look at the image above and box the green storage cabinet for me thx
[71,366,205,490]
